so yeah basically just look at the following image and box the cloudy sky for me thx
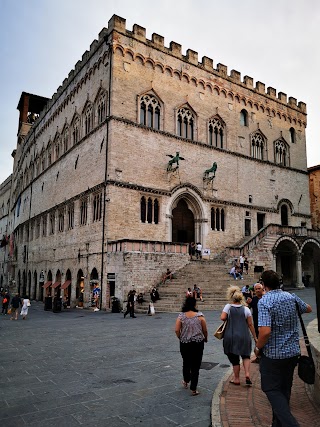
[1,0,319,184]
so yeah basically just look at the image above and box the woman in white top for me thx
[220,286,257,386]
[20,296,31,320]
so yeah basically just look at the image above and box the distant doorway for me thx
[172,199,195,243]
[245,219,251,236]
[281,205,288,226]
[257,213,265,231]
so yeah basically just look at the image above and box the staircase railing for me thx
[228,224,320,258]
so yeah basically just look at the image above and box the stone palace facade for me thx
[1,14,319,308]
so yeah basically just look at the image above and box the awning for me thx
[61,280,71,290]
[42,281,52,289]
[51,281,61,289]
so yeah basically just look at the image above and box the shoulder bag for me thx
[295,301,315,385]
[214,320,227,339]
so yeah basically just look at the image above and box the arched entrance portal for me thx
[172,199,195,243]
[275,238,299,286]
[301,240,320,287]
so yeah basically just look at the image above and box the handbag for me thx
[295,301,315,384]
[214,320,227,339]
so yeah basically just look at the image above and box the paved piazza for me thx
[0,288,316,427]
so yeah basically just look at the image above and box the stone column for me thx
[272,252,277,272]
[296,253,304,288]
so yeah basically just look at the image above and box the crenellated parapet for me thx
[106,14,306,115]
[20,13,307,159]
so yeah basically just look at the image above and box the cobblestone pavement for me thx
[0,288,317,427]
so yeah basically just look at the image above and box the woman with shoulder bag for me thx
[221,286,257,386]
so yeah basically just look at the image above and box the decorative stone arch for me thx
[137,88,163,130]
[167,186,206,246]
[277,198,294,226]
[250,129,267,160]
[175,102,197,140]
[300,238,320,287]
[272,236,302,287]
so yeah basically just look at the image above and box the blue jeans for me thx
[260,354,300,427]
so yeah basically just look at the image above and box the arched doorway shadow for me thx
[274,237,299,286]
[172,199,195,243]
[169,188,205,245]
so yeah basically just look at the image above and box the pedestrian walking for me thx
[123,290,136,318]
[254,270,312,427]
[195,242,202,260]
[175,297,208,396]
[220,286,257,386]
[10,293,21,320]
[2,291,10,315]
[20,296,31,320]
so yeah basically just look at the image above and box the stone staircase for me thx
[135,259,256,313]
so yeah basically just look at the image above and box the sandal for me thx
[245,377,252,386]
[182,381,188,389]
[191,390,200,396]
[229,380,240,385]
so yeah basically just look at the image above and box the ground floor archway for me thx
[170,189,205,245]
[172,199,195,243]
[274,238,299,286]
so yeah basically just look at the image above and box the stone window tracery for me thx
[140,196,159,224]
[211,207,225,231]
[72,116,80,145]
[80,198,88,225]
[58,209,64,232]
[93,193,102,222]
[63,127,69,153]
[208,116,225,148]
[49,212,55,235]
[177,107,194,140]
[97,93,106,124]
[140,94,161,130]
[251,132,265,160]
[84,105,93,135]
[274,139,289,166]
[54,135,61,161]
[67,203,74,230]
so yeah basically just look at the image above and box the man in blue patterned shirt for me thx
[254,270,312,427]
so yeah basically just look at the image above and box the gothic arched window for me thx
[84,105,93,135]
[97,92,106,124]
[274,139,289,166]
[140,94,161,130]
[177,107,195,140]
[209,116,225,148]
[251,132,265,160]
[72,116,80,145]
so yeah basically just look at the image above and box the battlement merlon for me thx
[106,14,307,114]
[27,13,307,134]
